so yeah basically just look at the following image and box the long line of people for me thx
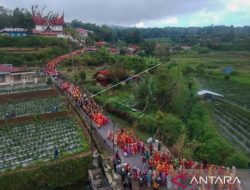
[45,48,96,77]
[45,49,83,76]
[60,82,109,127]
[45,47,108,127]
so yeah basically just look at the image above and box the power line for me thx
[90,63,161,98]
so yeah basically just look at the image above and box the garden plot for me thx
[0,97,65,119]
[0,83,50,95]
[198,77,250,110]
[212,101,250,154]
[0,117,88,172]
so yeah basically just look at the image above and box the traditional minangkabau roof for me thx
[32,13,64,25]
[197,90,224,97]
[0,64,26,73]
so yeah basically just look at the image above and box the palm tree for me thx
[134,76,156,112]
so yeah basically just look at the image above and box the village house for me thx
[0,64,38,86]
[181,45,192,50]
[108,48,119,54]
[127,44,140,54]
[0,28,28,37]
[95,41,108,48]
[76,28,88,38]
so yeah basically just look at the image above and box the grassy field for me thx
[171,51,250,75]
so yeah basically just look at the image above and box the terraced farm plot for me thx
[198,77,250,110]
[0,97,66,119]
[212,101,250,154]
[0,117,88,172]
[0,83,50,95]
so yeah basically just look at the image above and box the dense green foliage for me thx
[68,19,250,51]
[135,66,190,118]
[0,36,77,48]
[0,47,66,67]
[0,6,34,30]
[88,51,249,168]
[0,154,92,190]
[0,36,79,66]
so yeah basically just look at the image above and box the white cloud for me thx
[160,17,178,25]
[226,3,239,12]
[226,0,250,12]
[135,21,145,28]
[134,17,178,28]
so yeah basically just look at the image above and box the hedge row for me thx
[0,111,68,127]
[105,103,136,124]
[0,154,92,190]
[0,89,59,103]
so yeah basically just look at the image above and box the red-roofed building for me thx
[95,41,108,48]
[32,12,64,36]
[127,44,140,54]
[76,28,88,38]
[93,70,111,86]
[108,48,119,54]
[0,64,38,86]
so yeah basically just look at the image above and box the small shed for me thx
[93,70,111,86]
[197,90,224,101]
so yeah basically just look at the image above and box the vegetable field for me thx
[212,101,250,154]
[0,83,50,95]
[0,117,88,172]
[198,77,250,110]
[0,97,65,119]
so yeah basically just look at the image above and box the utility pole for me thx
[89,116,94,156]
[112,121,115,160]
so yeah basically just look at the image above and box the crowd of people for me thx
[45,49,84,76]
[45,48,96,77]
[60,81,109,127]
[107,129,145,157]
[108,129,242,190]
[45,48,108,127]
[113,143,242,190]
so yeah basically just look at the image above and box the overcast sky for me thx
[0,0,249,27]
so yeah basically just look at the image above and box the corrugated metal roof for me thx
[0,65,26,73]
[197,90,224,97]
[0,28,28,32]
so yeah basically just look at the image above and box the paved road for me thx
[54,76,146,171]
[51,59,249,190]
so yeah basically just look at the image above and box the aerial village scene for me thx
[0,0,249,190]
